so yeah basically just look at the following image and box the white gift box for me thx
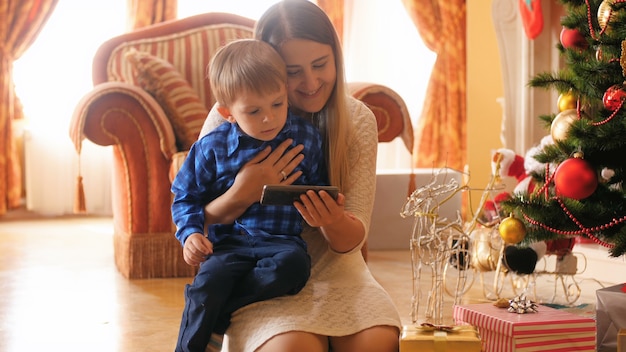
[597,283,626,352]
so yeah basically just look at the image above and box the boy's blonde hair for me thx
[208,39,287,107]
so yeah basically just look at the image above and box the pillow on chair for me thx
[125,48,208,150]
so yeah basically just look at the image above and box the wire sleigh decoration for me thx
[400,164,592,325]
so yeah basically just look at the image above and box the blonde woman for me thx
[196,1,402,351]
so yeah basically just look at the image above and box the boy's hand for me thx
[183,233,213,266]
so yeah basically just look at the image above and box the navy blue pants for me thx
[175,235,310,352]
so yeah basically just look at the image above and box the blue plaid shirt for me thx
[171,111,328,246]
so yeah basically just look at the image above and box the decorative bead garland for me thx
[592,99,623,126]
[530,163,554,200]
[555,197,617,247]
[586,0,626,39]
[521,195,620,248]
[587,0,603,40]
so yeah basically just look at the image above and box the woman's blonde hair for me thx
[255,0,354,190]
[208,39,287,108]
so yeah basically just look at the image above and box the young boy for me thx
[171,39,329,352]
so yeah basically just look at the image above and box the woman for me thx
[195,1,402,351]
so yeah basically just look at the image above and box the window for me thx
[15,0,126,136]
[344,1,435,169]
[178,0,281,19]
[13,0,125,215]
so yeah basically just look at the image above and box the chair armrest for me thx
[347,82,413,152]
[69,82,179,234]
[70,81,177,157]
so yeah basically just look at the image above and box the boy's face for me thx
[220,85,289,141]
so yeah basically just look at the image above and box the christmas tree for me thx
[500,0,626,257]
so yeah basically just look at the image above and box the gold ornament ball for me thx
[499,215,527,244]
[551,109,577,142]
[558,92,577,111]
[598,0,615,32]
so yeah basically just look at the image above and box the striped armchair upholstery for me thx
[104,24,253,109]
[70,12,413,279]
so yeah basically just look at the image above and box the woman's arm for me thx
[296,99,379,253]
[295,190,364,253]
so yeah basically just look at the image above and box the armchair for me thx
[70,12,413,279]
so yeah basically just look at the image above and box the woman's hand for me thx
[295,190,346,228]
[232,139,305,204]
[295,191,365,253]
[204,139,305,224]
[183,233,213,266]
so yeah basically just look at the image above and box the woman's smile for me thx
[279,38,337,114]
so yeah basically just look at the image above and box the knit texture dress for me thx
[201,97,403,352]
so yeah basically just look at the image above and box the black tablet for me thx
[260,185,339,206]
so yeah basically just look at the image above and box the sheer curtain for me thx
[14,0,126,216]
[0,0,59,215]
[344,0,435,170]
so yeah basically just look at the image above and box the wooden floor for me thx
[0,214,608,351]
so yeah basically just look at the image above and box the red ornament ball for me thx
[554,157,598,200]
[560,27,588,50]
[603,84,626,111]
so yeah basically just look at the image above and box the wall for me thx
[466,2,503,214]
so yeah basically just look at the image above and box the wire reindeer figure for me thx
[400,168,468,324]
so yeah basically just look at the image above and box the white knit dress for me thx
[200,98,402,352]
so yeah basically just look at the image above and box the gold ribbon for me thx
[402,323,479,352]
[434,330,447,352]
[418,322,477,333]
[420,322,455,332]
[417,323,477,352]
[403,323,478,334]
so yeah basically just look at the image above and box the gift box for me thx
[400,324,482,352]
[454,303,595,352]
[597,283,626,352]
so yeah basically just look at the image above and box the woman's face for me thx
[278,38,337,114]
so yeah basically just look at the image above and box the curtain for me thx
[0,0,59,215]
[127,0,177,30]
[316,0,344,42]
[401,0,466,172]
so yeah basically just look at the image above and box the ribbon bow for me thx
[420,323,455,332]
[508,294,538,314]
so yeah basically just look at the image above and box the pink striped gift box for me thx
[453,303,596,352]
